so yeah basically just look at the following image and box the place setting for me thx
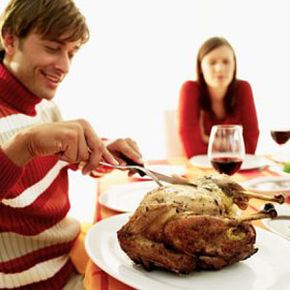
[90,125,290,290]
[241,176,290,194]
[190,126,290,174]
[190,153,269,171]
[190,125,269,172]
[240,127,290,204]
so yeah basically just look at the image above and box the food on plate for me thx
[117,175,284,274]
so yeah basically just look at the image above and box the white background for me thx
[68,0,290,159]
[1,0,289,221]
[1,0,289,159]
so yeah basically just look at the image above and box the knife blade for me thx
[149,170,197,186]
[119,154,196,186]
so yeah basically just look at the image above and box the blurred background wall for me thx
[1,0,289,159]
[71,0,290,160]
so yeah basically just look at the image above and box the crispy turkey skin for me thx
[117,175,278,274]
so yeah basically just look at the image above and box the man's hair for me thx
[0,0,89,56]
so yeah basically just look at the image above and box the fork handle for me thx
[118,153,146,177]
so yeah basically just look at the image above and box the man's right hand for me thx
[1,119,118,174]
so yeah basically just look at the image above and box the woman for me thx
[178,36,259,158]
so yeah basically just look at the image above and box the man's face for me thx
[3,32,81,100]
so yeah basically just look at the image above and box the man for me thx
[0,0,142,289]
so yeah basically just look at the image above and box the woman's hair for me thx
[196,36,237,115]
[0,0,89,56]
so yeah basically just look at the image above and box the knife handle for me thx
[118,153,146,177]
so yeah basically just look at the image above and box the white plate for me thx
[99,181,158,212]
[189,154,268,171]
[241,176,290,193]
[132,164,185,180]
[85,213,290,290]
[262,204,290,240]
[268,153,290,163]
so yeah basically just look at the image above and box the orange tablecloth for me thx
[81,159,288,290]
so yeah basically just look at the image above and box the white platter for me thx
[262,204,290,241]
[268,153,290,163]
[99,181,158,212]
[241,176,290,193]
[189,154,268,171]
[85,213,290,290]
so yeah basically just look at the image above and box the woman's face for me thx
[201,45,235,90]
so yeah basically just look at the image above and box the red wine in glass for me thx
[270,130,290,145]
[211,157,243,175]
[208,125,245,175]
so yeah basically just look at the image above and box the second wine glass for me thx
[270,128,290,163]
[208,125,245,175]
[270,129,290,145]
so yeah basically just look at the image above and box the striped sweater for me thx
[0,63,80,289]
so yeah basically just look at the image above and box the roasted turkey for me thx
[117,175,284,274]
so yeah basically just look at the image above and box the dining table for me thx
[77,157,290,290]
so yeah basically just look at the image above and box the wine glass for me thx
[208,125,245,175]
[270,129,290,145]
[270,128,290,162]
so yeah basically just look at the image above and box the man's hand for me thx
[89,138,143,177]
[2,119,118,175]
[106,138,143,165]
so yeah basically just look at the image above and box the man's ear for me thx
[1,30,17,55]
